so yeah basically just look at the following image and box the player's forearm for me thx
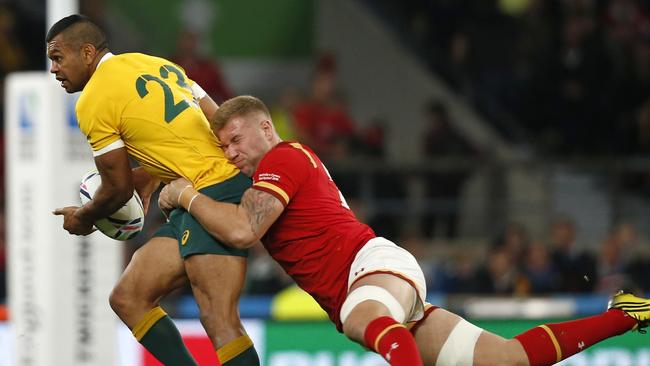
[179,189,258,249]
[190,81,219,121]
[78,183,133,222]
[199,95,219,121]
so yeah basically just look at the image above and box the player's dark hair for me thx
[212,96,271,131]
[46,14,108,51]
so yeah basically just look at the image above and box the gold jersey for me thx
[76,52,238,189]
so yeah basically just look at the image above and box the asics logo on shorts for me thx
[182,230,190,245]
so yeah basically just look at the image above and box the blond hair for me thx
[211,95,271,131]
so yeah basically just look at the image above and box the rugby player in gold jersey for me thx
[47,14,258,366]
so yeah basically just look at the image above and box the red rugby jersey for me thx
[252,141,375,329]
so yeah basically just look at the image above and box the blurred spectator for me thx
[548,216,596,292]
[471,246,526,294]
[170,28,233,104]
[612,222,640,264]
[430,251,478,294]
[521,242,560,294]
[291,53,358,160]
[594,222,646,293]
[366,0,648,157]
[357,118,387,158]
[490,221,531,268]
[594,234,629,294]
[420,99,478,239]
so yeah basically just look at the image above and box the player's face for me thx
[218,114,273,177]
[47,34,91,93]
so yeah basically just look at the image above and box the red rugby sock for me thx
[514,309,637,366]
[363,316,423,366]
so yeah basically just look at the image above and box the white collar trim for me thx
[97,52,114,67]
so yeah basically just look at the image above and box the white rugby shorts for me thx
[347,236,427,322]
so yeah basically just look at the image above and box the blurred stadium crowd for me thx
[0,0,649,318]
[368,0,650,155]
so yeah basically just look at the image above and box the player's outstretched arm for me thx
[159,178,284,248]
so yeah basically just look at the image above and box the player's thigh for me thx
[183,253,247,310]
[170,207,248,308]
[342,237,426,334]
[167,181,249,309]
[349,273,418,317]
[115,235,187,302]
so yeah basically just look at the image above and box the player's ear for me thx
[80,43,97,65]
[261,119,273,137]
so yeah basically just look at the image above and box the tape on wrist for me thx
[187,193,200,214]
[177,185,193,205]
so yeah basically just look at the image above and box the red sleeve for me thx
[252,145,311,206]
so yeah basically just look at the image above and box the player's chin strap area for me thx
[340,285,406,324]
[435,319,483,366]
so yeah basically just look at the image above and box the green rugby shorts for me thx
[154,172,252,258]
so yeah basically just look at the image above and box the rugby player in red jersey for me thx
[159,96,650,366]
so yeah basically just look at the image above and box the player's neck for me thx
[89,49,110,75]
[271,136,283,148]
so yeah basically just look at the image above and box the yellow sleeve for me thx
[76,95,121,154]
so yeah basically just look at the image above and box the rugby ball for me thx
[79,169,145,241]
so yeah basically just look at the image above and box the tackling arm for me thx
[159,179,284,248]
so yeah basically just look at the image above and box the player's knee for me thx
[109,280,150,315]
[108,285,130,315]
[435,319,483,366]
[498,339,531,366]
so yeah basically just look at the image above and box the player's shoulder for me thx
[105,53,178,70]
[112,52,163,62]
[266,142,313,161]
[260,142,320,175]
